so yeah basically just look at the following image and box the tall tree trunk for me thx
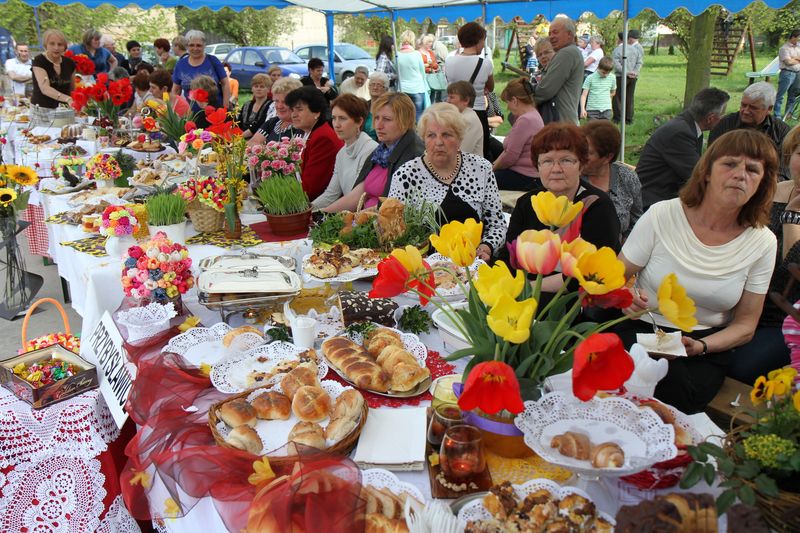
[683,8,717,109]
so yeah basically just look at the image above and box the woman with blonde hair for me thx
[419,33,444,104]
[389,102,505,261]
[68,28,117,74]
[396,29,429,120]
[493,78,544,190]
[238,73,272,139]
[248,77,303,146]
[32,29,75,109]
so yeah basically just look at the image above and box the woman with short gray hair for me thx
[68,28,117,74]
[338,65,370,100]
[170,30,230,108]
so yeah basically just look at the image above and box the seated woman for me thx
[323,92,424,212]
[618,129,778,414]
[388,103,505,261]
[249,77,303,145]
[285,86,344,202]
[312,94,378,210]
[493,78,544,191]
[499,122,620,288]
[189,75,219,129]
[238,73,271,139]
[727,127,800,383]
[149,68,189,116]
[581,120,643,239]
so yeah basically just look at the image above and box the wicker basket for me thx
[723,423,800,532]
[187,199,224,233]
[21,298,80,354]
[208,385,368,464]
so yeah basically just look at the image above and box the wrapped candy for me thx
[12,358,81,388]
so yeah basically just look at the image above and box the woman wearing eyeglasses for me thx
[493,78,544,191]
[499,122,621,292]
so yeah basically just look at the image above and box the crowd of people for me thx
[5,19,800,415]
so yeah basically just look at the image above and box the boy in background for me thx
[580,56,616,121]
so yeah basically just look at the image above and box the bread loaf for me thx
[281,362,321,399]
[550,431,591,460]
[218,398,257,428]
[364,513,408,533]
[291,385,331,422]
[225,425,263,454]
[322,337,390,392]
[324,389,364,442]
[251,391,291,420]
[288,421,326,450]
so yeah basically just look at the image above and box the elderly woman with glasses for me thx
[170,30,230,109]
[499,122,621,286]
[364,72,390,141]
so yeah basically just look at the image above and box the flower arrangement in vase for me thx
[369,192,697,455]
[70,73,133,128]
[85,153,122,187]
[245,136,304,182]
[100,205,139,257]
[122,232,194,306]
[681,366,800,526]
[178,126,214,155]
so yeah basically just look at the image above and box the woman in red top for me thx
[285,86,344,201]
[418,34,443,104]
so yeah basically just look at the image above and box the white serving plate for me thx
[430,305,470,352]
[301,253,378,283]
[162,322,265,367]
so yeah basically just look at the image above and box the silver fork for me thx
[633,281,665,336]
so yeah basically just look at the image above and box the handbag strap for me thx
[468,57,484,84]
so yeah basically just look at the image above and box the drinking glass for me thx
[426,403,462,447]
[439,424,486,483]
[430,374,460,411]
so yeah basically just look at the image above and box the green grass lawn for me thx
[239,50,781,166]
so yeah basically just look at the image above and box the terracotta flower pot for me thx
[266,209,311,236]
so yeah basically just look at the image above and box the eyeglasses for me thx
[538,157,579,169]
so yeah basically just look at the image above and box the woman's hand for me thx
[623,286,649,317]
[477,243,492,262]
[682,336,706,357]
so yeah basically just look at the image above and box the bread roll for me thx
[376,344,418,370]
[640,400,676,424]
[366,329,403,358]
[331,389,364,421]
[218,398,257,428]
[251,391,291,420]
[322,337,390,392]
[225,425,262,454]
[222,325,264,348]
[291,385,331,422]
[590,442,625,468]
[288,421,326,449]
[280,362,321,399]
[390,362,431,392]
[550,431,591,460]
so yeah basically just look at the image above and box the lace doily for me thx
[0,387,119,468]
[162,322,265,367]
[362,468,425,504]
[96,495,141,533]
[301,254,378,283]
[117,303,177,342]
[214,380,355,456]
[0,454,107,532]
[514,392,678,477]
[457,478,615,525]
[210,342,329,393]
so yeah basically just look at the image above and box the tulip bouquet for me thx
[121,232,194,302]
[70,73,133,127]
[245,137,304,182]
[64,50,95,76]
[681,367,800,518]
[99,205,138,238]
[370,191,698,408]
[145,93,196,143]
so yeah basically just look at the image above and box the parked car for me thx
[223,47,308,89]
[205,43,237,61]
[438,35,457,47]
[293,43,376,83]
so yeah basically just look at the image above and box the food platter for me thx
[162,322,266,367]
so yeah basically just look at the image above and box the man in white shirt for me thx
[446,80,483,157]
[5,42,32,97]
[775,29,800,119]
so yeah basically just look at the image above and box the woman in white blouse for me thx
[388,103,505,262]
[619,129,778,414]
[312,94,378,209]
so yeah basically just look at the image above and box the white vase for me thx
[95,179,116,189]
[149,222,187,245]
[105,235,136,258]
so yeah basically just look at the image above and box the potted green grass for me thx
[254,176,312,236]
[146,190,188,244]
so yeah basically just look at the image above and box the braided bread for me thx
[322,337,390,392]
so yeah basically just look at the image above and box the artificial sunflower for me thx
[5,165,38,186]
[0,188,17,207]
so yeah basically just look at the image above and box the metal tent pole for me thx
[325,12,336,85]
[619,0,629,161]
[391,11,401,92]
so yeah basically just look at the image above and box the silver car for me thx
[293,43,376,83]
[205,43,237,61]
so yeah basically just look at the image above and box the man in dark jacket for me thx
[637,87,730,210]
[708,81,791,179]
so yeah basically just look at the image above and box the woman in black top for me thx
[31,29,76,109]
[239,73,271,139]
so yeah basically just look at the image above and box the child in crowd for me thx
[580,56,616,121]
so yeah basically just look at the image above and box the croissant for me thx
[322,337,390,392]
[390,362,430,392]
[550,431,591,460]
[590,442,625,468]
[376,344,418,371]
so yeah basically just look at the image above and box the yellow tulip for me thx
[248,457,276,486]
[793,390,800,412]
[573,247,626,295]
[473,260,525,307]
[560,237,597,278]
[429,219,483,267]
[391,245,425,275]
[530,190,584,228]
[487,294,537,344]
[162,91,171,102]
[516,229,561,275]
[657,273,698,332]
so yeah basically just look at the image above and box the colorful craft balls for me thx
[124,257,137,268]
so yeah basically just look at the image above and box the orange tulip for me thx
[560,237,597,278]
[515,229,561,276]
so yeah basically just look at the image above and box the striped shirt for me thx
[582,71,616,111]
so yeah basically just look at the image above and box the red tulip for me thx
[184,121,197,133]
[572,333,634,401]
[97,73,108,85]
[190,88,209,104]
[369,247,435,305]
[458,361,524,415]
[581,287,633,309]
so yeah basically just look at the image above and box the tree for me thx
[0,0,121,45]
[335,14,424,46]
[683,8,717,108]
[175,6,293,46]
